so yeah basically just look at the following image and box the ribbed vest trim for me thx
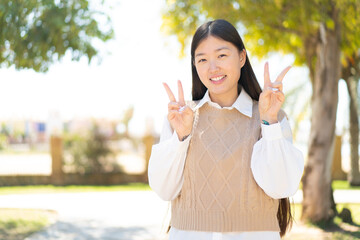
[171,207,280,232]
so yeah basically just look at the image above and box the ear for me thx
[239,49,246,68]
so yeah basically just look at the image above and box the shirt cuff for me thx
[172,130,192,146]
[261,122,283,140]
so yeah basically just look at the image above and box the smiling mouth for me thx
[210,75,226,82]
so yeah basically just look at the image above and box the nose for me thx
[209,59,219,73]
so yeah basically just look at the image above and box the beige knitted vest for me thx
[171,101,282,232]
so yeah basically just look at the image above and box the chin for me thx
[208,86,228,94]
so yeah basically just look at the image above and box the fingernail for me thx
[179,106,186,112]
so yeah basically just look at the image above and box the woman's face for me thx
[194,36,246,106]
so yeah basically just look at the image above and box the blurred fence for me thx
[0,134,346,186]
[0,135,155,186]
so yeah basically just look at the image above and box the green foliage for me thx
[63,123,120,174]
[338,0,360,58]
[162,0,360,65]
[0,0,113,72]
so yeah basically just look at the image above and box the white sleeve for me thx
[148,117,191,201]
[250,117,304,199]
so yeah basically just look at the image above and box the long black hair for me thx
[189,19,293,238]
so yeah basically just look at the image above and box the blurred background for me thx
[0,0,359,239]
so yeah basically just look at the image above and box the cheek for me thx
[196,66,208,83]
[232,59,242,79]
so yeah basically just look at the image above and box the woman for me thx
[148,19,304,239]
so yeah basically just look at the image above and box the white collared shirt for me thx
[193,89,253,117]
[148,89,304,240]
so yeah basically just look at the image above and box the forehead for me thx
[195,36,237,55]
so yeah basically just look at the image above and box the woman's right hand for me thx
[163,80,194,141]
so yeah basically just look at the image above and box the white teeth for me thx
[210,76,225,81]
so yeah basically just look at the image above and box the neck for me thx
[209,89,239,107]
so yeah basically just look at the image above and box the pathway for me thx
[0,190,358,239]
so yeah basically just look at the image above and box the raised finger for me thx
[275,65,292,83]
[163,82,176,102]
[178,80,185,106]
[264,62,271,87]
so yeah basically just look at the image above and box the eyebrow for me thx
[195,47,231,58]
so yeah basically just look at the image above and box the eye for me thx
[218,54,227,58]
[198,59,207,63]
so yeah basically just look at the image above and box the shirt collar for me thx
[194,89,253,117]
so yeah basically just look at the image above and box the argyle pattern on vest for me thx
[171,101,282,232]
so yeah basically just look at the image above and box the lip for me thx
[209,75,227,85]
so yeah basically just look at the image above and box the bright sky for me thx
[0,0,350,138]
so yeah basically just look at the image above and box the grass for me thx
[298,180,360,191]
[292,203,360,223]
[332,181,360,190]
[0,208,57,240]
[337,204,360,223]
[0,181,357,196]
[287,203,360,240]
[0,183,151,195]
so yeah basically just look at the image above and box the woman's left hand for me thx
[259,62,291,124]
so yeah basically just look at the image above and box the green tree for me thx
[161,0,360,223]
[0,0,113,72]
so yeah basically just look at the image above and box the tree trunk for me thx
[301,19,341,222]
[345,77,360,185]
